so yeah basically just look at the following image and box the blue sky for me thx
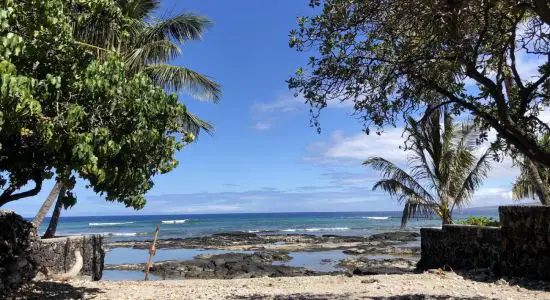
[7,0,526,217]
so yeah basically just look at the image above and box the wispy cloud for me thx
[303,128,407,165]
[251,122,273,131]
[251,92,354,131]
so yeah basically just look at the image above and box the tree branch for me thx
[0,179,43,207]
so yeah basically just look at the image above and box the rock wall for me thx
[36,235,104,280]
[499,206,550,280]
[418,205,550,281]
[417,225,501,271]
[0,210,39,296]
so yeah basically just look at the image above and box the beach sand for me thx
[21,273,550,299]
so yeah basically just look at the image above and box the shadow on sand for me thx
[455,270,550,293]
[230,293,489,300]
[11,281,103,300]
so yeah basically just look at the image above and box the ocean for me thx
[36,209,499,241]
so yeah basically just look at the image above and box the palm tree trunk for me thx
[526,158,550,205]
[32,181,64,228]
[42,185,67,238]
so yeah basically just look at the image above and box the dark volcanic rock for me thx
[338,256,417,275]
[0,210,39,296]
[212,231,258,238]
[108,252,326,279]
[367,231,420,242]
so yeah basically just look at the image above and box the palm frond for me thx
[512,174,538,201]
[116,0,160,19]
[144,13,212,43]
[401,201,436,228]
[124,40,181,73]
[181,110,214,136]
[405,118,439,189]
[454,148,493,208]
[144,64,221,102]
[364,157,436,203]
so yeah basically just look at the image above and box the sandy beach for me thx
[21,273,550,299]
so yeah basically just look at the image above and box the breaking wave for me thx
[161,219,188,224]
[281,227,350,232]
[88,222,135,227]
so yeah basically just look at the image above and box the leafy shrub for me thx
[457,216,500,227]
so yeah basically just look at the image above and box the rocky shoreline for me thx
[106,231,420,252]
[105,231,422,279]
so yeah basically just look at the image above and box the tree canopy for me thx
[289,0,550,169]
[0,0,206,209]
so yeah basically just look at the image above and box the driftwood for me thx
[144,225,160,280]
[41,250,83,281]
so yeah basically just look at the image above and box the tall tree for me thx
[289,0,550,169]
[34,0,222,233]
[364,111,494,227]
[1,0,209,230]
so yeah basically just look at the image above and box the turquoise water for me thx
[36,210,499,242]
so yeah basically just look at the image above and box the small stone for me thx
[495,279,508,286]
[361,278,379,284]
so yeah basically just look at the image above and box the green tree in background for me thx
[289,0,550,173]
[364,110,494,227]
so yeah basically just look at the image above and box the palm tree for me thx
[364,110,494,228]
[38,0,221,234]
[512,134,550,205]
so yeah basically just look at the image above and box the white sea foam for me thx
[281,227,349,232]
[88,222,135,227]
[161,219,188,224]
[104,232,139,237]
[364,217,390,220]
[65,232,145,237]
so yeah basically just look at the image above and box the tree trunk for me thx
[41,185,67,239]
[526,158,550,205]
[31,181,64,229]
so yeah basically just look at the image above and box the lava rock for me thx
[367,231,420,242]
[0,210,39,296]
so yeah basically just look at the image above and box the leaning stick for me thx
[144,224,160,280]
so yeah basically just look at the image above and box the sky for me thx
[6,0,533,217]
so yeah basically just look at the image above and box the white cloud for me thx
[251,92,354,130]
[252,122,273,131]
[253,94,304,114]
[304,128,407,165]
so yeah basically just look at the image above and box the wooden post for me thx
[144,224,160,280]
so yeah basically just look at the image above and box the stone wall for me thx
[36,235,104,280]
[418,205,550,281]
[0,211,39,296]
[499,206,550,280]
[417,225,501,271]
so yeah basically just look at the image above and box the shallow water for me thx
[273,250,349,272]
[104,248,252,265]
[103,247,357,279]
